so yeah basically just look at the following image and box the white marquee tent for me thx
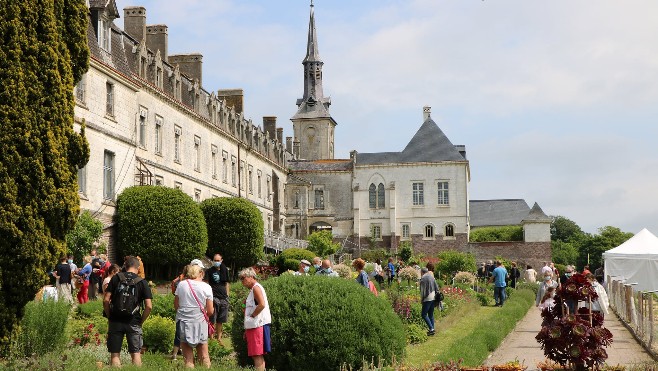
[603,228,658,292]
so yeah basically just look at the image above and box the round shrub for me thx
[201,197,264,273]
[332,263,352,278]
[280,258,301,273]
[116,186,207,264]
[275,248,316,273]
[454,271,476,285]
[231,275,406,370]
[142,315,175,354]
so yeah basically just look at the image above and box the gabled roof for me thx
[89,0,119,18]
[356,118,465,165]
[469,199,531,227]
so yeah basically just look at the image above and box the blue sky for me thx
[114,0,658,236]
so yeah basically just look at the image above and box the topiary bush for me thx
[231,275,406,370]
[142,315,175,354]
[116,186,208,265]
[200,197,264,275]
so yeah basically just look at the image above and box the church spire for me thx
[301,1,324,102]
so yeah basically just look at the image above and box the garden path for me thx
[484,306,655,370]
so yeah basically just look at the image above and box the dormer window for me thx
[98,17,111,52]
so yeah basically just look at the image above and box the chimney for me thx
[263,117,277,140]
[124,6,146,42]
[286,137,293,153]
[423,106,431,121]
[276,128,283,144]
[169,53,203,86]
[455,145,467,159]
[146,24,168,62]
[218,89,244,114]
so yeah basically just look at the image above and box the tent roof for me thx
[603,228,658,256]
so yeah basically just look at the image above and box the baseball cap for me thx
[300,259,311,266]
[190,259,204,267]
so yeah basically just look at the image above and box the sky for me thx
[114,0,658,235]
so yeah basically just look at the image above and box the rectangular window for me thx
[412,182,424,206]
[402,223,410,239]
[293,190,300,209]
[248,165,253,194]
[105,82,114,116]
[231,156,237,187]
[174,126,181,163]
[138,109,147,148]
[174,181,182,190]
[154,116,163,155]
[239,161,245,190]
[222,151,228,183]
[371,224,382,240]
[194,189,201,203]
[154,175,164,186]
[75,75,86,103]
[194,136,201,172]
[314,189,324,210]
[437,181,449,205]
[266,176,271,201]
[99,18,110,51]
[77,166,87,195]
[211,145,218,179]
[257,170,262,198]
[103,150,115,200]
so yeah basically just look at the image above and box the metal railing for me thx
[264,230,308,252]
[608,277,657,355]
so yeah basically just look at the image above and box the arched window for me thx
[377,183,385,209]
[445,224,454,237]
[424,225,434,239]
[369,184,377,209]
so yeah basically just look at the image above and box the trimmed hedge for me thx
[469,226,524,242]
[439,289,535,366]
[200,197,264,274]
[142,315,175,354]
[231,275,406,370]
[116,186,207,265]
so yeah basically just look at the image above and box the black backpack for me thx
[111,272,143,320]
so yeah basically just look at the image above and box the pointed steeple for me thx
[300,1,325,103]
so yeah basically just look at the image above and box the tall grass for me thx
[10,300,71,358]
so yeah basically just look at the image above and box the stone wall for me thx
[464,241,551,271]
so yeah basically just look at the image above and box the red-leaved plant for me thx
[535,273,613,369]
[71,323,102,347]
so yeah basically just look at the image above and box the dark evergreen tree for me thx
[0,0,89,350]
[200,197,264,276]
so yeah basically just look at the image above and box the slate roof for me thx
[291,97,334,121]
[356,118,466,165]
[469,199,531,227]
[288,159,352,172]
[522,202,551,222]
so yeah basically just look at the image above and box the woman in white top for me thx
[174,264,214,368]
[239,267,271,371]
[584,273,609,317]
[101,264,120,293]
[536,274,558,307]
[523,265,538,284]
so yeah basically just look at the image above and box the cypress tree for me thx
[0,0,89,351]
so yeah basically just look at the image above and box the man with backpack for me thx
[103,256,152,367]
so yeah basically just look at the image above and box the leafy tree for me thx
[436,250,477,279]
[0,0,89,351]
[116,186,207,265]
[306,230,339,257]
[398,241,413,263]
[469,226,523,242]
[200,197,264,275]
[577,226,632,271]
[551,240,579,266]
[65,211,103,262]
[550,215,584,243]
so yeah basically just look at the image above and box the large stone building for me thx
[77,1,551,267]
